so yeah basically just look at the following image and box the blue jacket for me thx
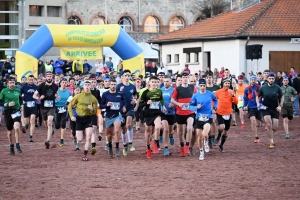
[83,63,92,71]
[243,85,260,108]
[54,60,64,73]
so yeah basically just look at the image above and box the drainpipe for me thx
[245,36,250,76]
[138,0,140,32]
[151,43,160,63]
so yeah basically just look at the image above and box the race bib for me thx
[222,115,230,120]
[150,101,160,109]
[57,106,66,113]
[44,100,53,107]
[182,104,190,110]
[8,69,11,73]
[238,95,243,101]
[111,102,120,110]
[198,114,209,122]
[11,111,21,119]
[26,101,35,107]
[260,104,268,110]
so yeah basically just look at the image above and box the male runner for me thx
[0,77,22,155]
[280,76,298,139]
[139,76,165,159]
[33,71,60,149]
[21,75,38,142]
[68,80,98,161]
[256,72,283,148]
[161,75,175,156]
[236,75,248,128]
[100,79,125,157]
[215,79,238,152]
[116,70,137,156]
[171,72,197,156]
[190,78,218,160]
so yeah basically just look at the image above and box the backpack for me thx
[247,84,260,100]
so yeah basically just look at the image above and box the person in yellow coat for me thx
[72,59,83,74]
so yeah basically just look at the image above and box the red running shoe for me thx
[185,145,190,154]
[241,124,245,128]
[180,147,185,157]
[254,138,260,143]
[153,142,159,154]
[146,148,152,159]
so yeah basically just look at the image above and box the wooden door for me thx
[269,51,300,74]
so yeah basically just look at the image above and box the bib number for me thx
[26,101,35,108]
[150,102,160,109]
[111,102,120,110]
[182,104,190,110]
[238,95,243,101]
[198,114,209,122]
[44,100,53,107]
[11,111,21,119]
[260,104,268,110]
[222,115,230,120]
[57,106,66,113]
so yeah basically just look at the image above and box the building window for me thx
[29,5,44,17]
[92,16,106,25]
[144,16,159,33]
[186,53,190,63]
[194,52,199,62]
[167,54,171,63]
[169,16,184,32]
[175,54,179,63]
[68,16,81,25]
[47,6,61,17]
[118,16,133,32]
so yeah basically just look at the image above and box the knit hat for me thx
[250,75,257,80]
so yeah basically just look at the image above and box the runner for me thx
[190,78,218,160]
[243,75,262,143]
[280,76,298,139]
[139,76,165,159]
[256,72,283,148]
[100,79,125,157]
[171,71,197,156]
[116,70,137,156]
[236,75,248,128]
[0,77,23,155]
[33,71,60,149]
[133,77,143,133]
[54,78,70,146]
[214,79,238,152]
[67,80,98,161]
[21,75,38,142]
[161,75,176,156]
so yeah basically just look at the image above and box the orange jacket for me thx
[215,88,238,115]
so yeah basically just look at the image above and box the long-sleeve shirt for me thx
[68,90,98,117]
[190,91,218,119]
[100,91,124,118]
[72,60,83,73]
[215,88,238,115]
[243,84,260,109]
[21,83,38,108]
[139,88,164,118]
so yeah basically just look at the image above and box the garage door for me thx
[269,51,300,74]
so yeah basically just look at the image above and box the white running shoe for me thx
[199,152,204,161]
[204,141,210,153]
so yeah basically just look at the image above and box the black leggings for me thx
[70,118,76,137]
[36,104,42,126]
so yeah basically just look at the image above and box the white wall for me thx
[161,41,203,74]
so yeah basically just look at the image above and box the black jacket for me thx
[293,78,300,94]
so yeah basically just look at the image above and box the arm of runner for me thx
[243,87,249,108]
[189,94,198,112]
[139,89,148,108]
[212,92,218,109]
[68,94,78,118]
[100,93,107,109]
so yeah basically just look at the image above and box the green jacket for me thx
[0,87,21,111]
[280,85,298,107]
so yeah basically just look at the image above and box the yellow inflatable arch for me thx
[16,24,144,80]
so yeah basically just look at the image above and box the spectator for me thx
[72,59,83,74]
[289,67,296,78]
[105,57,114,71]
[219,66,225,78]
[167,69,173,77]
[145,60,152,75]
[151,62,158,75]
[275,71,283,86]
[64,60,73,75]
[95,59,103,76]
[44,60,54,73]
[38,60,46,76]
[292,73,300,117]
[2,58,11,77]
[118,63,124,75]
[213,68,219,79]
[102,64,110,74]
[241,72,249,84]
[10,57,15,74]
[83,59,92,74]
[204,67,213,77]
[282,71,293,86]
[54,56,64,73]
[183,64,190,74]
[157,62,166,75]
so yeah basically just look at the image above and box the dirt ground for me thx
[0,116,300,200]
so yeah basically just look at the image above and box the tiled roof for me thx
[150,0,300,43]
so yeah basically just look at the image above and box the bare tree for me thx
[194,0,230,20]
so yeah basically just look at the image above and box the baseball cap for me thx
[268,72,275,77]
[198,78,206,85]
[103,77,111,81]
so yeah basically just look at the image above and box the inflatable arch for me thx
[16,24,144,81]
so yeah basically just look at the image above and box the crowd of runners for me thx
[0,63,299,161]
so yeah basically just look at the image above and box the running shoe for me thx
[28,137,34,142]
[16,145,22,153]
[241,124,245,128]
[10,146,15,156]
[108,147,113,158]
[219,145,225,153]
[169,136,175,145]
[153,142,159,154]
[285,134,290,139]
[82,155,88,161]
[75,143,80,150]
[73,137,77,145]
[189,148,195,156]
[269,142,275,149]
[159,136,163,144]
[105,143,109,151]
[293,114,299,117]
[116,148,120,157]
[265,125,268,130]
[123,146,128,156]
[21,127,26,133]
[204,141,210,153]
[146,148,152,159]
[59,139,64,147]
[184,145,190,154]
[164,148,169,156]
[45,140,50,149]
[180,146,185,157]
[98,133,102,141]
[91,147,97,155]
[199,152,204,161]
[254,138,260,143]
[129,144,136,152]
[136,128,141,133]
[232,121,237,126]
[39,126,43,130]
